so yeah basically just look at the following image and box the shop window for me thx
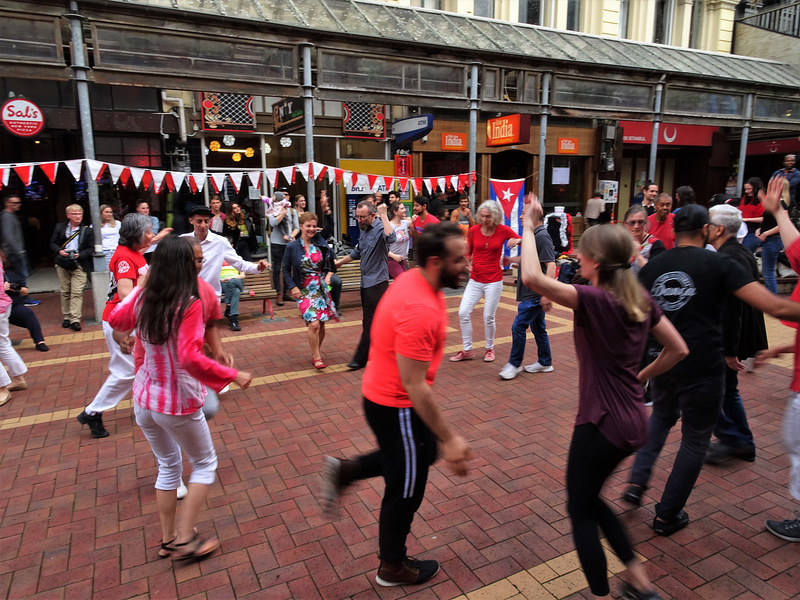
[90,84,114,111]
[410,0,442,9]
[544,155,585,214]
[654,0,674,45]
[566,0,580,31]
[519,0,542,26]
[554,77,651,110]
[1,78,63,108]
[664,88,743,116]
[482,68,499,101]
[0,15,61,63]
[503,71,520,102]
[473,0,494,18]
[95,135,163,168]
[755,97,800,122]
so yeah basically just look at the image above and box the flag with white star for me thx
[489,178,525,257]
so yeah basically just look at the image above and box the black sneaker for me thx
[622,484,645,506]
[765,512,800,542]
[621,581,661,600]
[228,317,241,332]
[376,556,440,587]
[705,442,756,465]
[76,411,109,438]
[70,322,81,331]
[62,319,71,328]
[653,510,689,536]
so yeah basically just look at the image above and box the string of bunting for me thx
[0,159,477,197]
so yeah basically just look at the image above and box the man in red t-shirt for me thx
[410,197,440,236]
[320,223,473,588]
[647,193,676,249]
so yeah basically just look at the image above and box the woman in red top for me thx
[740,177,765,253]
[450,200,520,363]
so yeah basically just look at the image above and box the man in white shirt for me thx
[181,206,269,299]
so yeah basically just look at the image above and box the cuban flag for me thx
[489,178,525,257]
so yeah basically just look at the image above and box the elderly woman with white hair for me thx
[451,200,521,363]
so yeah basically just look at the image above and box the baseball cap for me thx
[188,205,213,217]
[673,204,709,233]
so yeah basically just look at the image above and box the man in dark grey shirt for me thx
[0,194,36,306]
[335,201,396,370]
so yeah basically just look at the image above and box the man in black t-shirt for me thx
[623,205,800,536]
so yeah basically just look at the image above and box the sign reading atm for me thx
[486,114,531,147]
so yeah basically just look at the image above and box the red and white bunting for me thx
[278,165,296,185]
[383,176,394,190]
[265,168,278,189]
[398,177,408,193]
[295,162,309,182]
[350,172,359,188]
[471,171,477,183]
[423,178,434,195]
[64,159,83,182]
[107,163,126,185]
[40,162,58,185]
[0,168,6,189]
[141,170,153,191]
[247,171,261,189]
[163,173,175,192]
[429,178,438,194]
[13,165,33,187]
[229,172,244,194]
[210,173,227,194]
[150,170,167,194]
[170,171,186,192]
[412,178,422,195]
[438,177,447,192]
[330,168,344,185]
[119,168,131,187]
[367,174,379,190]
[86,159,106,181]
[450,175,459,191]
[128,167,145,188]
[312,162,327,181]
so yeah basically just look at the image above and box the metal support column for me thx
[538,73,551,203]
[648,76,665,183]
[301,43,316,213]
[737,94,755,197]
[468,62,480,210]
[66,1,106,321]
[200,132,210,205]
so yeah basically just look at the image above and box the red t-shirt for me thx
[362,268,447,408]
[467,224,521,283]
[412,213,440,234]
[103,246,148,322]
[780,237,800,393]
[739,199,764,221]
[647,213,675,249]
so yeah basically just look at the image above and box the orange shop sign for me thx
[486,114,531,147]
[557,138,579,154]
[441,132,467,151]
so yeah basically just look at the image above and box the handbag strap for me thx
[60,227,81,249]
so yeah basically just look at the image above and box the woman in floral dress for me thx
[282,212,337,369]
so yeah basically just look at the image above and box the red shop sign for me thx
[620,121,718,146]
[1,98,44,137]
[486,114,531,147]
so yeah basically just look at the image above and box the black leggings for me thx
[566,423,635,597]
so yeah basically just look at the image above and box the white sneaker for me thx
[499,363,523,380]
[524,362,553,373]
[177,480,188,500]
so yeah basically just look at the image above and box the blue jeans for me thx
[221,278,244,317]
[629,371,724,520]
[713,366,755,449]
[743,231,761,254]
[508,299,551,367]
[760,236,783,295]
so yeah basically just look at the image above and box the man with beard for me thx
[320,223,472,587]
[335,201,395,370]
[623,205,800,536]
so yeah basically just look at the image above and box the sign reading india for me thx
[486,114,531,147]
[557,138,579,154]
[442,133,467,151]
[1,98,44,137]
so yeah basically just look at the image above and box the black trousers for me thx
[352,281,388,366]
[329,274,342,312]
[271,244,286,296]
[9,293,43,344]
[347,398,438,562]
[567,423,635,597]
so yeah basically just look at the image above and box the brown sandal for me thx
[171,533,219,560]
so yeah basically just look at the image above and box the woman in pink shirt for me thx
[110,236,252,560]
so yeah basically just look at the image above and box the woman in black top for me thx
[222,202,258,261]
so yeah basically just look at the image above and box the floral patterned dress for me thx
[297,243,336,323]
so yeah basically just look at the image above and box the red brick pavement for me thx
[1,285,799,599]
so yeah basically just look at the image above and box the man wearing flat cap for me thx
[622,204,800,537]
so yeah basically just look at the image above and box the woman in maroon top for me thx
[450,200,520,363]
[521,195,688,600]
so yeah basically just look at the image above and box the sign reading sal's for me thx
[2,98,44,137]
[486,114,530,147]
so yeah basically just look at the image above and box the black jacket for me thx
[50,222,94,273]
[282,234,334,290]
[222,217,258,254]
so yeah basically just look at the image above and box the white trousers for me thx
[457,279,504,351]
[85,320,135,414]
[134,404,218,491]
[0,304,26,386]
[784,392,800,501]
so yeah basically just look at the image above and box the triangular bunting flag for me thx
[247,171,261,189]
[312,162,327,180]
[187,174,198,193]
[39,162,58,185]
[383,176,394,191]
[438,177,447,192]
[294,163,309,182]
[333,168,344,185]
[141,170,153,191]
[119,168,131,187]
[108,163,126,185]
[229,172,244,194]
[412,178,423,195]
[163,173,175,192]
[0,168,5,189]
[150,170,166,193]
[170,171,186,192]
[86,159,106,181]
[265,168,278,189]
[64,159,83,182]
[450,175,459,191]
[471,171,477,183]
[398,177,409,193]
[191,173,206,193]
[210,173,227,194]
[278,166,296,186]
[351,172,359,188]
[128,167,145,188]
[428,178,438,194]
[13,165,33,187]
[367,174,379,190]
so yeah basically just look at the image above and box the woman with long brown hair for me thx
[223,202,258,261]
[521,194,688,600]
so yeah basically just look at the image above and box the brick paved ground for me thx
[1,283,799,599]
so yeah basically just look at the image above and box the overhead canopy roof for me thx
[111,0,800,89]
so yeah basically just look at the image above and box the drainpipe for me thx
[468,62,480,211]
[301,43,316,213]
[538,72,551,203]
[648,75,665,183]
[737,94,754,197]
[160,91,187,144]
[66,1,106,321]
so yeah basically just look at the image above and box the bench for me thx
[222,261,362,319]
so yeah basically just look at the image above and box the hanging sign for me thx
[1,98,44,137]
[272,98,305,135]
[391,114,433,144]
[442,133,467,151]
[486,114,530,147]
[394,154,412,178]
[201,92,255,132]
[343,103,386,139]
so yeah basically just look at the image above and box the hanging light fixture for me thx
[279,136,292,148]
[232,153,242,162]
[223,135,236,146]
[245,147,255,158]
[264,143,272,154]
[209,140,221,151]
